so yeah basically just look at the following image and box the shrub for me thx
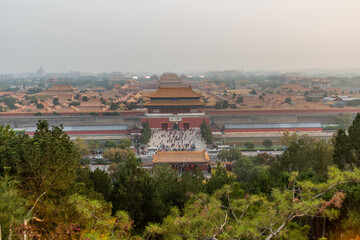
[262,139,273,148]
[244,142,254,149]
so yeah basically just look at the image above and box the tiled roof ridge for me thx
[149,86,202,98]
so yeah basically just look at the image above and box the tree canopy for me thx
[2,117,360,239]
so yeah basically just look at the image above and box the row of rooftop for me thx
[0,73,359,114]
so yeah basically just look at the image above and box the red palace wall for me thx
[141,117,210,129]
[224,127,323,133]
[206,109,360,115]
[26,130,129,136]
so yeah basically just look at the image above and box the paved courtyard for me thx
[148,128,207,151]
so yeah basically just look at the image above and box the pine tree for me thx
[140,120,151,145]
[200,119,213,145]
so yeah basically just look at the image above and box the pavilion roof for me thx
[46,84,76,91]
[152,150,210,163]
[144,99,204,107]
[148,86,202,98]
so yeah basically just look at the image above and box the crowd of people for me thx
[148,128,206,152]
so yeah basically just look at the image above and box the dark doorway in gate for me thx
[161,123,168,130]
[183,122,190,130]
[172,122,179,130]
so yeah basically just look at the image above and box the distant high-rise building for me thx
[36,67,45,75]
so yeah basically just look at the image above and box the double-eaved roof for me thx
[148,86,202,99]
[144,100,204,107]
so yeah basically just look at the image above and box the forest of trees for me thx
[1,116,360,239]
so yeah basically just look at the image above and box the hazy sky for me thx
[1,0,360,74]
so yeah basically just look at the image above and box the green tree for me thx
[178,170,205,203]
[69,101,80,107]
[103,148,129,163]
[200,119,213,145]
[232,155,258,183]
[128,102,138,110]
[215,101,222,109]
[146,167,360,240]
[104,140,116,148]
[0,121,81,237]
[250,89,256,95]
[244,141,254,149]
[100,97,106,104]
[118,139,132,149]
[337,113,360,168]
[145,164,205,225]
[69,194,141,240]
[82,96,89,101]
[110,102,118,110]
[333,129,355,170]
[1,96,18,109]
[236,96,243,103]
[110,152,155,230]
[206,163,235,194]
[88,139,99,152]
[262,139,273,148]
[36,103,44,109]
[53,97,60,106]
[140,120,151,145]
[74,93,81,100]
[73,137,90,156]
[217,148,242,162]
[274,133,333,176]
[285,97,292,104]
[0,170,29,239]
[335,113,353,130]
[89,112,99,116]
[222,100,229,109]
[89,168,112,201]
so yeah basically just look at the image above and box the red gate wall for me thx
[141,117,210,129]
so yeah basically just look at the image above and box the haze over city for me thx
[1,0,360,73]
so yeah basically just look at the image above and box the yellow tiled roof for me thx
[149,86,202,98]
[145,99,204,106]
[153,150,210,163]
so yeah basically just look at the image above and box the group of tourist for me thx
[148,128,205,152]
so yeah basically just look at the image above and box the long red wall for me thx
[206,109,360,115]
[141,117,210,129]
[26,130,128,136]
[2,108,360,117]
[0,111,145,117]
[224,127,323,133]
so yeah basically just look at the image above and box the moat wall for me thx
[0,112,346,129]
[0,115,140,128]
[209,112,342,126]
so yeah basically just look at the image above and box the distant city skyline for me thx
[1,0,360,74]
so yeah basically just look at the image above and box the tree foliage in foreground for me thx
[146,167,360,240]
[4,116,360,239]
[0,170,29,239]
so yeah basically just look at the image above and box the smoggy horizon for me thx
[1,0,360,74]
